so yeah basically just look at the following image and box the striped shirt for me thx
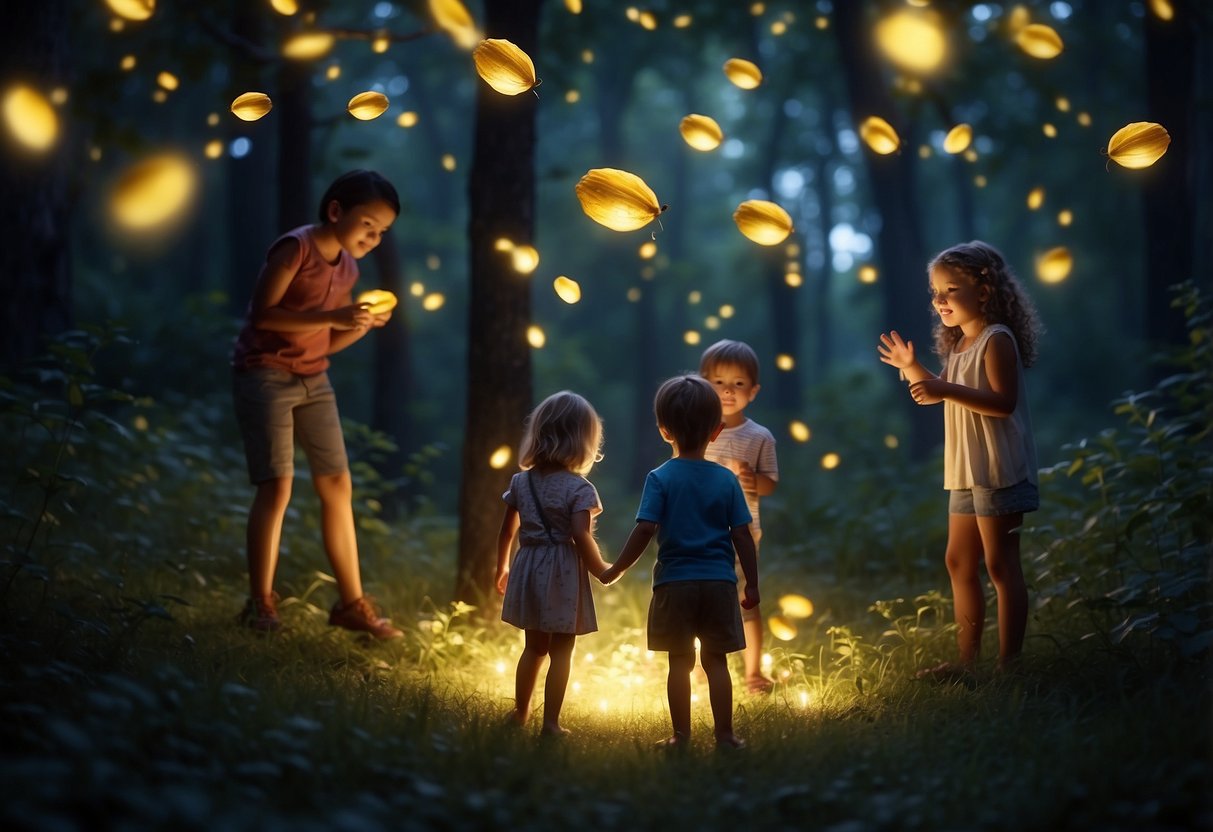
[704,418,778,534]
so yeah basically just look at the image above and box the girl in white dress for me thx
[878,240,1043,677]
[495,391,610,734]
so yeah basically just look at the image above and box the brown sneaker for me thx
[237,593,282,632]
[328,596,403,639]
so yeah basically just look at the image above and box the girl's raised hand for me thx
[877,330,915,369]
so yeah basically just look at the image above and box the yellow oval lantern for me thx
[1026,186,1045,210]
[473,39,539,96]
[789,420,811,442]
[875,9,947,73]
[768,614,798,641]
[553,276,581,304]
[723,58,763,89]
[1015,23,1064,59]
[1036,247,1072,283]
[2,85,58,152]
[679,114,724,151]
[347,91,389,120]
[778,594,814,619]
[283,32,335,60]
[943,123,972,154]
[110,154,197,232]
[106,0,154,22]
[733,200,793,246]
[357,289,398,314]
[1105,122,1170,169]
[859,116,900,155]
[270,0,298,15]
[430,0,480,49]
[575,168,667,232]
[230,91,272,122]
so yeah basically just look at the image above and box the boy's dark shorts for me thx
[648,580,745,655]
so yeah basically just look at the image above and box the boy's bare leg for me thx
[663,651,696,746]
[247,477,291,597]
[701,650,744,747]
[313,471,363,604]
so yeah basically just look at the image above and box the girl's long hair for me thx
[519,391,603,476]
[928,240,1044,367]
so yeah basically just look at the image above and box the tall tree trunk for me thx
[1142,1,1199,363]
[833,2,937,459]
[0,0,71,372]
[368,231,414,508]
[455,0,541,606]
[276,60,313,232]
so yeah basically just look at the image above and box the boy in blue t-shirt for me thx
[601,375,759,750]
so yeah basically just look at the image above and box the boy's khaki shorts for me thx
[232,367,349,484]
[647,580,745,655]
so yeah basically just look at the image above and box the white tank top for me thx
[942,324,1038,490]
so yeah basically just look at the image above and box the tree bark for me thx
[368,231,414,505]
[454,0,541,606]
[0,0,72,372]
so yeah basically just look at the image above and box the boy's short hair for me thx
[699,339,760,383]
[318,170,401,221]
[654,375,722,453]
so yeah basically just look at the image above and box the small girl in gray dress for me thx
[495,391,610,735]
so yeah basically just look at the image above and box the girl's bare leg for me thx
[944,513,986,665]
[542,633,576,735]
[247,477,292,597]
[313,471,363,604]
[701,650,743,746]
[512,630,552,725]
[665,652,696,744]
[978,513,1028,665]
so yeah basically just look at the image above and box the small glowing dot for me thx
[571,681,582,693]
[641,266,655,281]
[776,354,794,371]
[565,89,580,104]
[422,292,445,311]
[858,265,878,284]
[426,254,441,270]
[785,273,803,288]
[527,325,546,348]
[397,111,418,128]
[690,693,701,704]
[627,287,642,302]
[771,20,787,35]
[1057,209,1073,226]
[206,112,219,126]
[719,304,735,318]
[789,421,810,442]
[884,434,899,449]
[704,315,721,330]
[372,33,390,53]
[1055,96,1071,112]
[598,698,609,712]
[511,245,540,274]
[638,11,657,30]
[974,175,988,188]
[152,89,168,103]
[684,330,701,346]
[625,7,639,21]
[489,445,512,469]
[750,2,765,15]
[441,154,456,171]
[816,15,829,29]
[326,64,341,81]
[673,14,692,27]
[1077,111,1092,127]
[639,240,657,259]
[133,415,149,431]
[120,55,136,71]
[963,148,979,163]
[1027,187,1045,210]
[582,49,594,63]
[821,452,841,470]
[157,71,179,91]
[799,690,810,708]
[918,144,932,159]
[410,282,425,297]
[761,653,773,670]
[495,660,506,674]
[688,290,701,304]
[204,139,223,159]
[553,276,581,304]
[1042,123,1057,138]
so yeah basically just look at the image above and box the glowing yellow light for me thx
[1105,122,1171,169]
[778,594,814,619]
[283,32,335,60]
[527,325,546,348]
[885,434,900,449]
[734,199,793,245]
[943,123,972,154]
[152,89,168,104]
[204,139,223,159]
[821,452,841,470]
[371,33,390,53]
[1056,96,1071,112]
[789,421,810,442]
[875,9,947,73]
[799,690,811,708]
[684,330,701,346]
[156,71,178,91]
[410,282,425,297]
[582,50,594,64]
[761,653,773,671]
[1036,247,1072,283]
[134,414,149,431]
[687,291,702,304]
[775,354,794,371]
[1027,187,1045,210]
[120,55,136,71]
[422,292,446,310]
[974,175,987,188]
[1016,23,1064,59]
[673,14,692,28]
[106,0,154,21]
[326,64,341,81]
[565,90,580,104]
[575,168,665,232]
[705,316,720,330]
[639,240,657,259]
[495,660,506,674]
[442,154,457,171]
[473,38,539,96]
[785,273,803,288]
[495,238,514,253]
[427,254,441,270]
[627,287,642,302]
[625,7,639,21]
[348,91,389,120]
[553,276,581,304]
[769,615,797,641]
[723,58,763,90]
[1057,209,1073,227]
[771,21,787,36]
[679,113,724,152]
[110,154,197,233]
[816,16,829,30]
[963,147,978,163]
[356,289,398,315]
[565,0,582,13]
[637,11,657,30]
[2,85,58,152]
[206,113,219,126]
[396,111,418,128]
[859,116,900,155]
[231,92,272,122]
[750,3,765,14]
[489,445,512,469]
[1042,123,1057,138]
[719,305,735,318]
[270,0,298,15]
[1148,0,1174,21]
[1077,111,1092,127]
[858,265,878,284]
[511,245,540,274]
[430,0,481,49]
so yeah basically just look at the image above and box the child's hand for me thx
[332,303,374,331]
[598,564,621,586]
[736,461,757,494]
[495,569,509,595]
[909,378,945,405]
[877,330,915,369]
[741,584,760,610]
[369,310,392,328]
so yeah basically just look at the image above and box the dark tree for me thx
[455,0,542,605]
[0,0,72,372]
